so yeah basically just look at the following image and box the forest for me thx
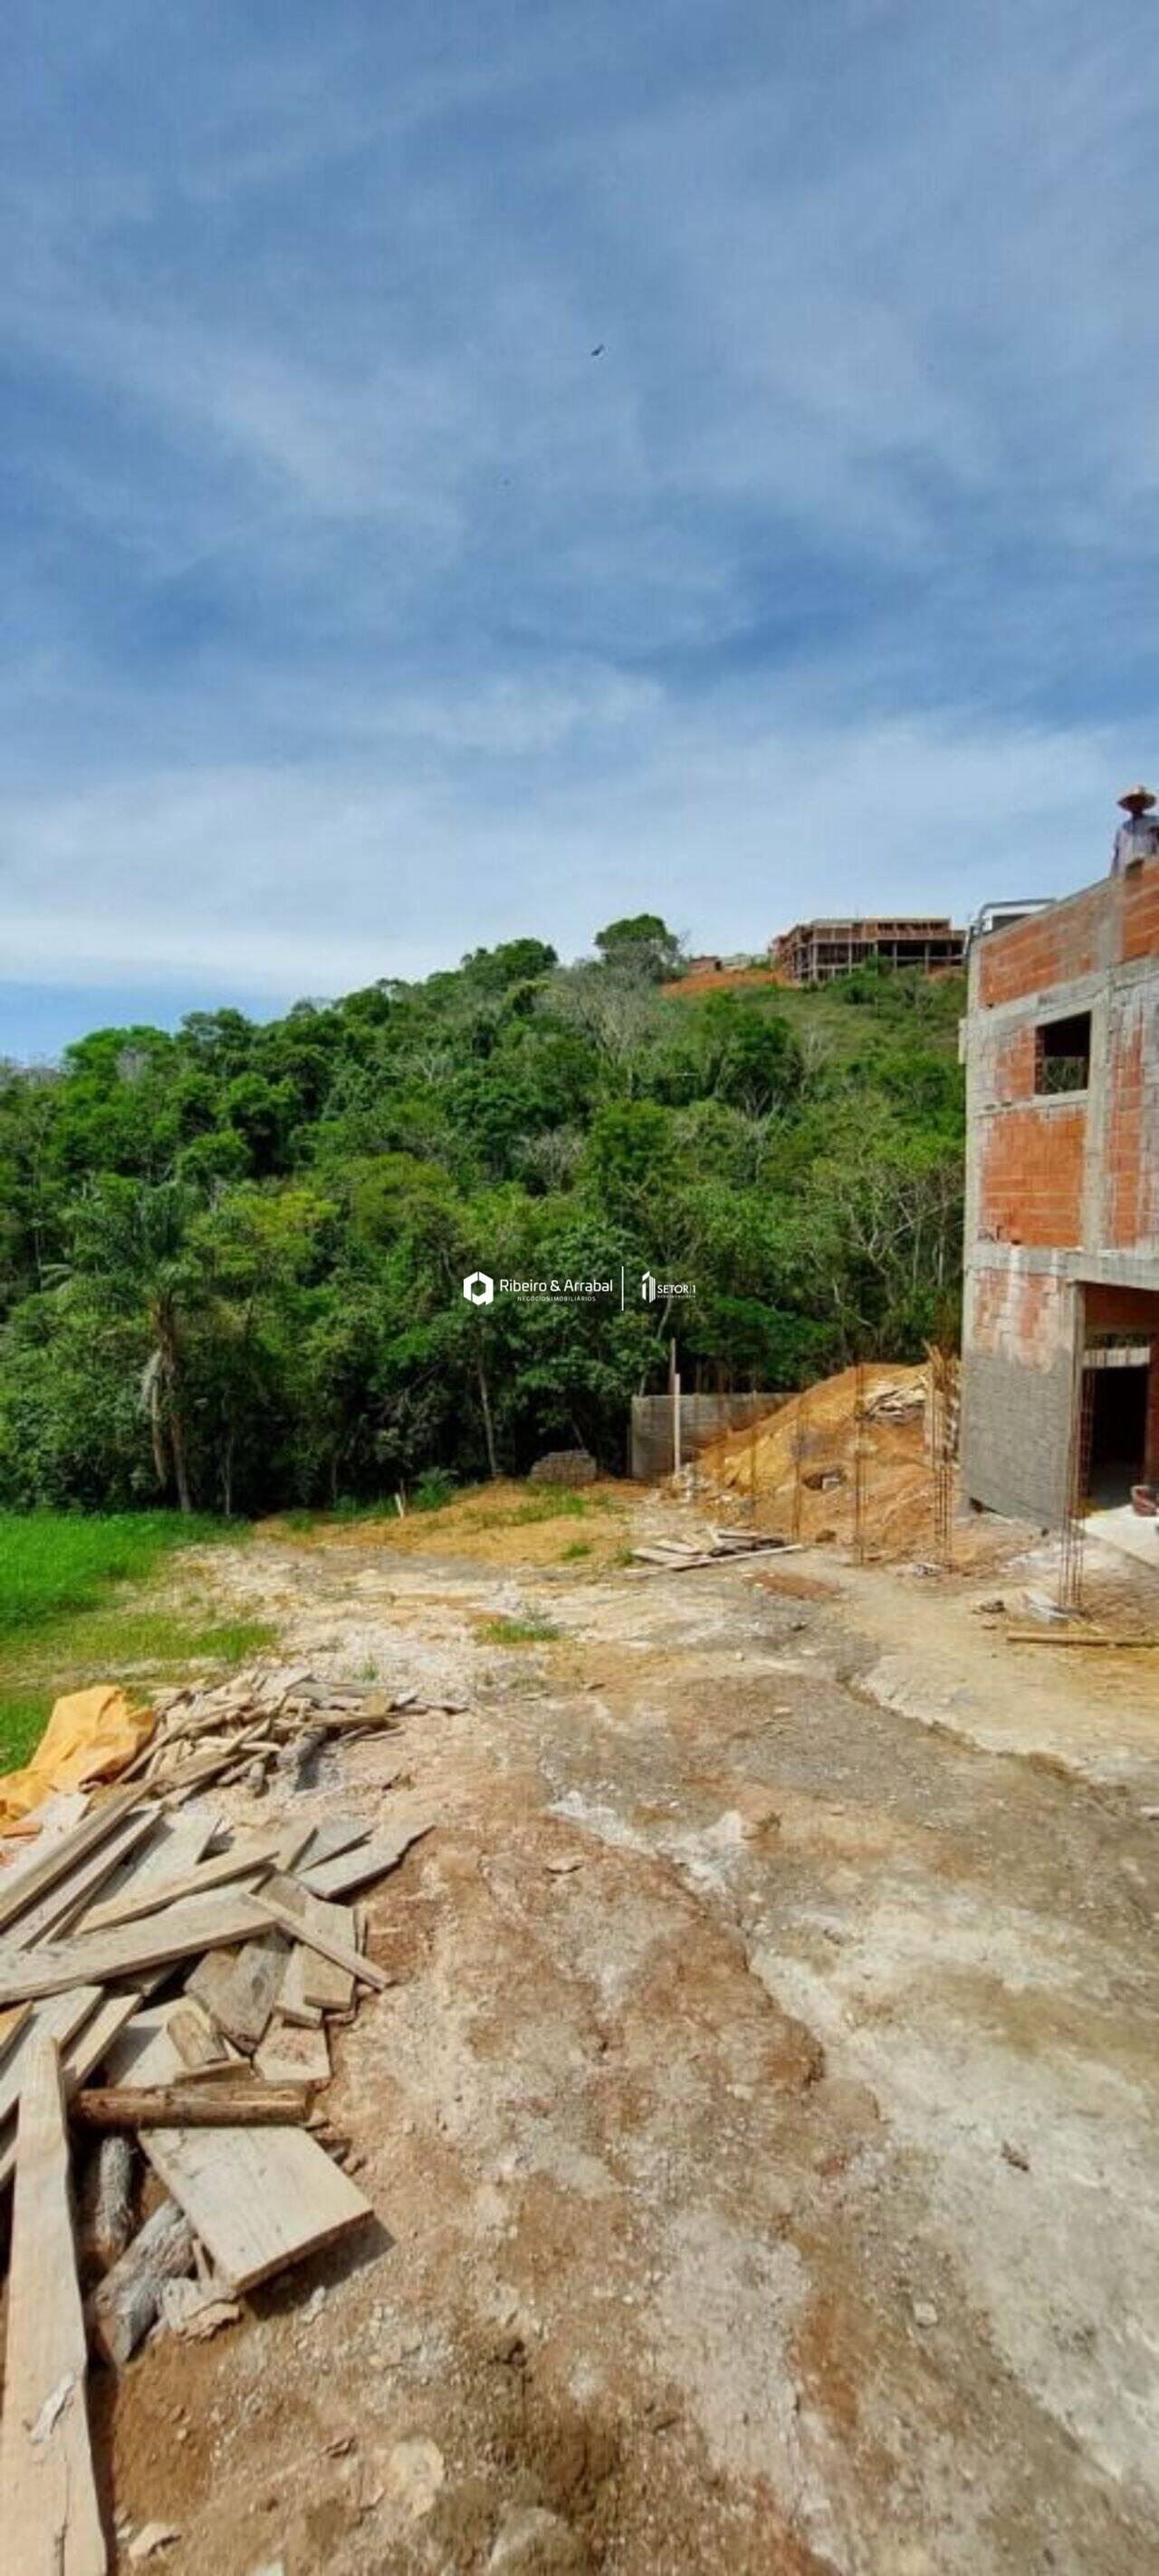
[0,918,966,1514]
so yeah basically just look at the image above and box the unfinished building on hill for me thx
[960,819,1159,1529]
[771,916,965,985]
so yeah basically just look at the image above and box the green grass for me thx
[559,1540,591,1562]
[0,1511,236,1645]
[0,1511,268,1771]
[478,1612,560,1647]
[475,1487,618,1530]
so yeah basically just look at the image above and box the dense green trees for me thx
[0,924,965,1512]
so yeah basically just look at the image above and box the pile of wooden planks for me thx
[864,1380,926,1423]
[0,1773,433,2573]
[120,1662,464,1801]
[632,1529,801,1572]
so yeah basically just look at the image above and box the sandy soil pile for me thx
[697,1362,937,1555]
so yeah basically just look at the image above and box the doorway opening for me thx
[1082,1341,1150,1507]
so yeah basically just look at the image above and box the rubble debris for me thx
[528,1449,598,1486]
[158,2277,242,2341]
[0,1713,440,2533]
[384,2436,445,2520]
[127,2525,181,2563]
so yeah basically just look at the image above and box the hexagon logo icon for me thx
[463,1269,494,1306]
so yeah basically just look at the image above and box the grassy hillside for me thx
[0,924,964,1512]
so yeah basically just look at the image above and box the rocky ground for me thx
[100,1489,1159,2576]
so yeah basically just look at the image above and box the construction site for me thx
[0,841,1156,2576]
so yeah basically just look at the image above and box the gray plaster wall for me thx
[959,1342,1077,1526]
[630,1392,780,1483]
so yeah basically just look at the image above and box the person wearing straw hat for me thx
[1111,784,1157,874]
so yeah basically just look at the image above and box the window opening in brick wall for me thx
[1035,1010,1091,1095]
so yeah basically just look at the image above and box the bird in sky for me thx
[590,343,605,357]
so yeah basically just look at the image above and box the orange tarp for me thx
[0,1686,154,1831]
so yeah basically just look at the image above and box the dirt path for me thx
[103,1504,1159,2576]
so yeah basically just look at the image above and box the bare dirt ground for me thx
[101,1489,1159,2576]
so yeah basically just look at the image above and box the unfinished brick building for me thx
[771,916,965,985]
[960,838,1159,1526]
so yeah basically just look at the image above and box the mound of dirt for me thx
[697,1363,936,1556]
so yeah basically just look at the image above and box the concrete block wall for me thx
[959,1264,1078,1523]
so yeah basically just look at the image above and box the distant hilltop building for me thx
[770,916,967,985]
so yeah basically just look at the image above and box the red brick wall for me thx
[978,1105,1086,1247]
[1122,864,1159,965]
[967,1264,1072,1367]
[993,1025,1037,1101]
[978,885,1106,1006]
[978,858,1159,1002]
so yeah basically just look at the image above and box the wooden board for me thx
[0,1782,145,1936]
[298,1816,370,1871]
[143,2119,372,2292]
[186,1930,288,2052]
[62,1991,143,2090]
[0,1994,141,2196]
[273,1821,316,1871]
[0,2002,33,2063]
[79,1839,278,1936]
[0,1987,103,2129]
[0,1887,270,2005]
[283,1888,359,2014]
[10,1810,160,1950]
[106,1998,247,2094]
[254,2016,330,2086]
[166,1999,233,2073]
[106,2003,371,2292]
[72,1809,218,1932]
[276,1947,324,2027]
[0,1793,87,1899]
[255,1877,390,1992]
[299,1816,432,1900]
[0,2038,106,2575]
[85,1813,222,2004]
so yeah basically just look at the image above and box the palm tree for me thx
[64,1177,201,1512]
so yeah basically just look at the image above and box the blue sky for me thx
[2,0,1157,1059]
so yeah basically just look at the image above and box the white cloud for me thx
[0,699,1125,1000]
